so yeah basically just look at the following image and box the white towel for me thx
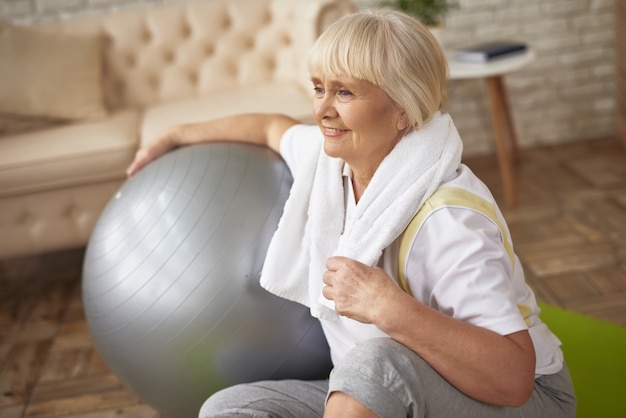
[260,112,463,320]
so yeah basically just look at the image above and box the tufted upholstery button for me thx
[163,49,175,64]
[229,61,239,78]
[266,56,276,72]
[281,33,292,46]
[225,60,238,79]
[205,43,215,57]
[188,69,198,85]
[244,37,255,51]
[221,15,232,31]
[148,73,160,90]
[181,21,192,39]
[141,26,152,44]
[126,53,136,68]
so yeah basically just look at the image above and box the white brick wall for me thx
[2,0,616,156]
[438,0,614,154]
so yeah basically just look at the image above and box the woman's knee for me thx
[198,380,328,418]
[198,384,250,418]
[328,338,426,417]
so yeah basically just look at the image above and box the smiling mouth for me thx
[322,127,350,137]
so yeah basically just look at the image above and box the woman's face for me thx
[311,75,408,177]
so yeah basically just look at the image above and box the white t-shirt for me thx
[280,124,564,376]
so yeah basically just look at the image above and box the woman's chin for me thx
[322,141,346,160]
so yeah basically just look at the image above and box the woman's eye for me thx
[313,86,324,95]
[337,89,352,97]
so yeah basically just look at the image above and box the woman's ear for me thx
[396,111,411,132]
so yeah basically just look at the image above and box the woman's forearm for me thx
[374,290,536,407]
[168,113,298,151]
[127,113,299,177]
[324,257,536,407]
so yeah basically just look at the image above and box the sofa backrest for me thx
[42,0,355,111]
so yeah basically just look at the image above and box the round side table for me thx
[447,50,535,208]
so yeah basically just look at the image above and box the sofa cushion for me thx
[140,82,315,146]
[0,19,107,121]
[0,109,140,198]
[0,114,63,136]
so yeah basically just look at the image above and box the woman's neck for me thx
[351,172,372,203]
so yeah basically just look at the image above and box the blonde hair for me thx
[309,9,447,131]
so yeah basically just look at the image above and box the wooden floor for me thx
[1,136,625,418]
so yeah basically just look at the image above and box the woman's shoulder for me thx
[418,164,510,242]
[400,164,512,267]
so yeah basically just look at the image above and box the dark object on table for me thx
[456,41,527,63]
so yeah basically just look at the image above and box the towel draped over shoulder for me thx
[260,111,463,320]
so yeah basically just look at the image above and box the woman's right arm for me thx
[126,113,300,177]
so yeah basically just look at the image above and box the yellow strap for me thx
[397,187,514,296]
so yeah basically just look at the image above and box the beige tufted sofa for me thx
[0,0,355,260]
[0,0,354,259]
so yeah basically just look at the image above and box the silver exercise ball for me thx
[82,143,332,418]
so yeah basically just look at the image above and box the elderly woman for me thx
[127,9,576,418]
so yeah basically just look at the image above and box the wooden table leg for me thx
[492,75,521,162]
[485,75,518,208]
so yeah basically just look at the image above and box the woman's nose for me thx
[314,94,337,119]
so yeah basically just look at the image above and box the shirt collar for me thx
[342,161,352,179]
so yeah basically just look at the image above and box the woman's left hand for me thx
[322,256,401,323]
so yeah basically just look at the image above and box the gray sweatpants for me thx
[199,338,576,418]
